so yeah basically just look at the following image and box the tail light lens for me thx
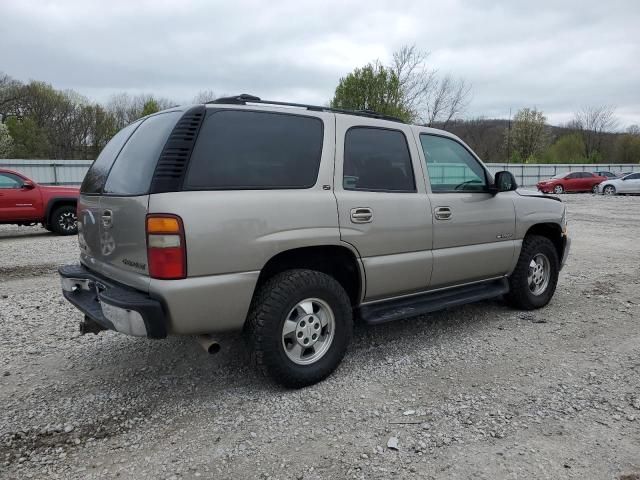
[146,215,186,279]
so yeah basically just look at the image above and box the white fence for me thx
[1,159,639,187]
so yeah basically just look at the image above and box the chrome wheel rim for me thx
[528,253,550,296]
[592,185,598,193]
[282,298,335,365]
[604,186,615,195]
[58,211,77,232]
[553,185,563,194]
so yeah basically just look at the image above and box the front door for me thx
[0,172,41,221]
[334,116,433,301]
[416,132,516,288]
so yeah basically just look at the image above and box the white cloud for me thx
[1,0,638,126]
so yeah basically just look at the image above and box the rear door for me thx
[334,116,433,301]
[78,111,183,291]
[416,132,516,288]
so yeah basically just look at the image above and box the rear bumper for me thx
[59,264,167,338]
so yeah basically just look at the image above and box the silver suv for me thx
[60,94,570,387]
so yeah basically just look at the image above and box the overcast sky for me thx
[2,0,639,127]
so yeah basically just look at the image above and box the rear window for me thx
[81,120,141,194]
[103,111,182,195]
[184,110,323,190]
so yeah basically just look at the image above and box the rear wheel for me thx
[553,185,564,194]
[506,235,559,310]
[603,185,616,195]
[246,269,353,388]
[50,205,78,235]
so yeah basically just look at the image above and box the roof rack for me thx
[206,94,406,123]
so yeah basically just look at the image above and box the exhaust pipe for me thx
[196,334,221,355]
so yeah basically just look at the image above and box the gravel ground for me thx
[1,194,639,480]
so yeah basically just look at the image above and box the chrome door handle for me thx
[350,207,373,223]
[434,206,452,220]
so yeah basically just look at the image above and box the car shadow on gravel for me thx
[63,297,513,396]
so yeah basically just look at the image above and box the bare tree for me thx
[192,89,218,104]
[390,45,471,127]
[570,105,618,160]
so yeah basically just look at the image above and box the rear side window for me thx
[103,112,182,195]
[184,110,323,190]
[81,120,141,194]
[343,127,415,192]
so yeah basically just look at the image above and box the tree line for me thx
[1,46,639,163]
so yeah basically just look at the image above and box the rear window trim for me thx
[100,111,184,198]
[182,108,325,191]
[81,119,143,196]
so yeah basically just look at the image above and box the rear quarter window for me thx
[184,110,323,190]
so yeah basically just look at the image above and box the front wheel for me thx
[246,269,353,388]
[50,205,78,235]
[553,185,564,194]
[591,184,598,194]
[506,235,559,310]
[603,185,616,195]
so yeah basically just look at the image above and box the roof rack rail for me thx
[206,94,406,123]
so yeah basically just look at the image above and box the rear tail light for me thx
[146,214,186,279]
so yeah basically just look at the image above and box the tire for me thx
[50,205,78,235]
[603,185,616,196]
[553,184,564,194]
[246,269,353,388]
[506,235,559,310]
[591,184,598,194]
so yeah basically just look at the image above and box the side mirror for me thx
[492,171,518,193]
[22,180,36,190]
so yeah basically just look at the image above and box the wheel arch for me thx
[254,244,364,307]
[524,223,564,262]
[44,197,77,226]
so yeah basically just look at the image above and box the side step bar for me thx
[358,278,509,325]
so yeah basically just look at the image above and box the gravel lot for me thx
[1,194,639,480]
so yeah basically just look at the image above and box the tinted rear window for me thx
[103,111,182,195]
[184,110,323,190]
[81,120,141,194]
[343,127,415,192]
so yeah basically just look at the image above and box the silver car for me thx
[59,94,570,387]
[597,172,640,195]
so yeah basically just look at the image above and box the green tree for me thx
[141,98,160,117]
[0,122,14,158]
[613,132,640,163]
[540,134,587,164]
[5,116,51,158]
[330,62,412,121]
[508,108,548,162]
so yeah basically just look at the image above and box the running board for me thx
[358,278,509,325]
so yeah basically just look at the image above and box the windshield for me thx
[552,173,568,179]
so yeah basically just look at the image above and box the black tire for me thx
[603,184,616,196]
[553,184,564,194]
[50,205,78,235]
[506,235,559,310]
[246,269,353,388]
[591,184,598,193]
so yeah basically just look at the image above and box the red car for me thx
[0,168,79,235]
[536,171,606,194]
